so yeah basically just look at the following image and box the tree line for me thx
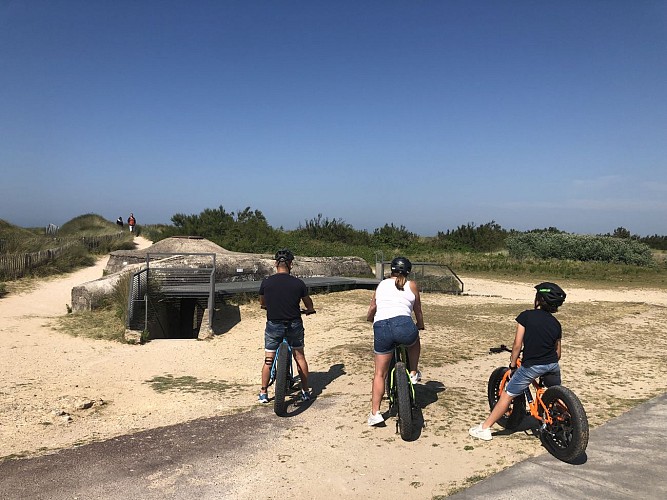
[141,206,664,267]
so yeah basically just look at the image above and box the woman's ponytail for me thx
[394,274,407,291]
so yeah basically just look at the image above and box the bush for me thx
[435,221,508,252]
[372,223,417,249]
[296,214,371,246]
[506,233,654,266]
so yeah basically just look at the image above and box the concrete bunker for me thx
[72,236,375,342]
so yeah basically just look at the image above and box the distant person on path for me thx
[258,249,315,404]
[366,256,425,426]
[116,216,124,228]
[127,213,136,233]
[469,282,566,441]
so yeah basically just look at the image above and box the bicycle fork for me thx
[389,367,416,405]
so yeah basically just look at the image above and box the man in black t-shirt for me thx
[258,249,315,404]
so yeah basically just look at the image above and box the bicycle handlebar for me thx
[489,344,511,354]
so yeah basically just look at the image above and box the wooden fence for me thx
[0,233,125,279]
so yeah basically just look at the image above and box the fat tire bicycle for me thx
[488,344,589,462]
[268,310,316,417]
[385,344,416,440]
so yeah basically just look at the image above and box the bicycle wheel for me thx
[395,361,414,440]
[273,345,291,417]
[538,385,589,463]
[487,366,525,430]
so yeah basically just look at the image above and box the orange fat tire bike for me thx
[488,345,589,462]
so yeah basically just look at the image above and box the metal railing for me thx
[126,253,216,336]
[375,254,464,294]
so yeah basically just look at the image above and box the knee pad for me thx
[264,357,273,366]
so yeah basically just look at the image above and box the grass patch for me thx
[145,374,247,394]
[54,307,127,342]
[319,342,372,374]
[442,472,494,497]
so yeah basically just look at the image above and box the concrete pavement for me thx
[451,392,667,499]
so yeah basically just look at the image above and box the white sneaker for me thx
[468,423,492,441]
[367,412,384,426]
[410,370,422,384]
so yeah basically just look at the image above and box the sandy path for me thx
[2,243,667,498]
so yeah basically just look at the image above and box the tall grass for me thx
[1,214,135,280]
[111,272,132,327]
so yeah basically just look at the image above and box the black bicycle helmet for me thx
[535,282,566,306]
[390,256,412,275]
[274,248,294,263]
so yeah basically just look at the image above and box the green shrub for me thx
[506,233,654,266]
[372,223,417,248]
[435,221,509,252]
[296,214,371,246]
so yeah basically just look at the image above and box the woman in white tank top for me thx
[365,257,425,426]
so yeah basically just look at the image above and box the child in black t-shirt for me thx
[469,282,567,441]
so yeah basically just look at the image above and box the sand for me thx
[2,236,667,498]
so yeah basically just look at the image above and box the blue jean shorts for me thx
[373,315,419,355]
[505,362,561,397]
[264,319,305,352]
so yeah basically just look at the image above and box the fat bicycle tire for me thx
[487,366,525,430]
[395,361,414,440]
[273,345,290,417]
[538,385,589,463]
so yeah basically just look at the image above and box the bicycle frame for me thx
[498,358,555,426]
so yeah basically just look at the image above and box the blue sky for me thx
[1,1,666,236]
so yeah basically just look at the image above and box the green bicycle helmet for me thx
[535,282,566,306]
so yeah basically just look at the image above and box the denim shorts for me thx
[264,319,305,352]
[505,362,561,397]
[373,315,419,355]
